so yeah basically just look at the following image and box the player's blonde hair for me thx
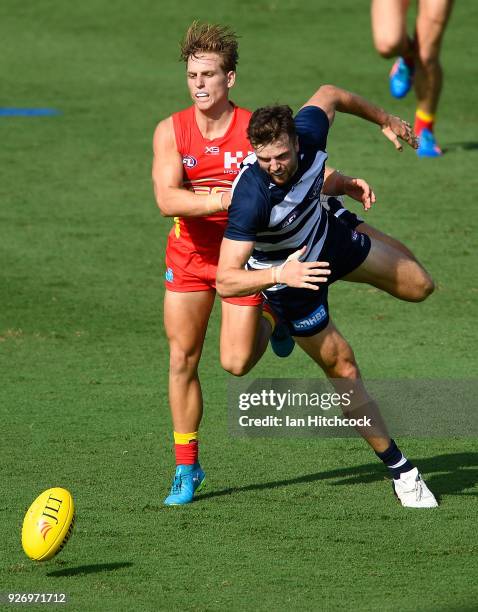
[180,21,239,72]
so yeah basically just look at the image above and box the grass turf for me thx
[1,1,477,610]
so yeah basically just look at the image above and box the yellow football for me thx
[21,487,75,561]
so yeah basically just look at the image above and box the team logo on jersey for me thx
[182,155,197,168]
[165,267,174,282]
[350,230,365,246]
[223,151,254,173]
[291,304,328,332]
[280,212,298,229]
[205,146,220,155]
[307,175,323,200]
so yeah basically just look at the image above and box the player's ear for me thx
[294,136,299,153]
[227,71,236,89]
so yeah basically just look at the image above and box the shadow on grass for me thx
[443,141,478,152]
[198,452,477,502]
[47,562,133,578]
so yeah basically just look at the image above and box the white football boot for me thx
[393,467,438,508]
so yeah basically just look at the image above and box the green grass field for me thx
[1,1,477,610]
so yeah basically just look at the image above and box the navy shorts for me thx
[264,214,371,337]
[323,195,363,230]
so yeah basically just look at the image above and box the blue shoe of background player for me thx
[164,463,206,506]
[270,321,295,358]
[389,57,414,99]
[416,128,443,157]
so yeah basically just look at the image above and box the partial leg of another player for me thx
[342,235,434,302]
[413,0,454,156]
[163,289,214,505]
[371,0,415,99]
[220,301,282,376]
[295,320,438,507]
[371,0,411,58]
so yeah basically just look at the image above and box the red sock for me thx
[173,431,199,465]
[174,440,198,465]
[414,109,435,136]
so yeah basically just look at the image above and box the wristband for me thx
[271,260,289,285]
[276,261,287,284]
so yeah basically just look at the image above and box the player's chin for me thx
[194,95,213,108]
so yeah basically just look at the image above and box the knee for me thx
[409,269,435,302]
[323,354,360,380]
[334,358,360,380]
[169,345,200,378]
[416,47,440,70]
[421,274,435,300]
[374,37,403,59]
[220,352,251,377]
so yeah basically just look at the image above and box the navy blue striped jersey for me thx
[224,106,330,288]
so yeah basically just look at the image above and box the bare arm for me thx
[216,240,331,298]
[323,167,376,210]
[216,239,275,297]
[323,165,351,194]
[152,117,226,217]
[302,84,417,151]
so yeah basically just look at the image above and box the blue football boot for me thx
[270,321,295,358]
[164,463,206,506]
[389,57,414,99]
[416,128,443,157]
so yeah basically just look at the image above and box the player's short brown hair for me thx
[180,21,239,73]
[247,105,297,148]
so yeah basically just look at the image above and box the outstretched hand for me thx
[381,115,418,151]
[343,177,376,210]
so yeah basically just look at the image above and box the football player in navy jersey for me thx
[217,85,438,508]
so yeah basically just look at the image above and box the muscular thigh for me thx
[356,222,416,260]
[341,235,419,297]
[220,301,262,359]
[164,289,215,357]
[371,0,410,51]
